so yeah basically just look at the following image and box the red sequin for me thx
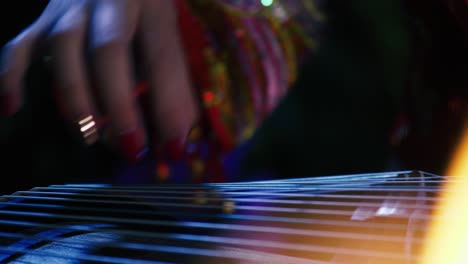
[203,91,215,103]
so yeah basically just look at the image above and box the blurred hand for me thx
[0,0,198,162]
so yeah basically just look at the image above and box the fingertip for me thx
[1,39,32,117]
[0,90,21,117]
[161,136,187,161]
[118,127,148,163]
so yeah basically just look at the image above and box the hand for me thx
[0,0,198,162]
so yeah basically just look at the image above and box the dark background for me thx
[0,0,467,194]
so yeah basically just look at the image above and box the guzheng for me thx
[0,171,440,263]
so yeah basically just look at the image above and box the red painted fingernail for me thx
[0,92,19,116]
[163,137,186,161]
[155,161,170,182]
[134,81,149,97]
[118,129,148,163]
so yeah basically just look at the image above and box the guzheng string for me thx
[4,191,439,209]
[0,171,443,263]
[19,188,443,201]
[0,195,434,221]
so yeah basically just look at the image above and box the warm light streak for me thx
[78,115,94,125]
[420,123,468,264]
[83,128,97,138]
[80,121,96,132]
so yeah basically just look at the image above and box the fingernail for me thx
[162,137,187,161]
[118,128,147,163]
[0,92,19,116]
[134,81,148,97]
[155,161,170,182]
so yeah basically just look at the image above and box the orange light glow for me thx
[155,162,170,181]
[420,124,468,264]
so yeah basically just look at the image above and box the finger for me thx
[0,0,69,116]
[0,27,38,115]
[49,2,99,145]
[90,0,147,162]
[140,0,198,159]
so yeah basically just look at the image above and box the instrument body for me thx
[0,171,438,263]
